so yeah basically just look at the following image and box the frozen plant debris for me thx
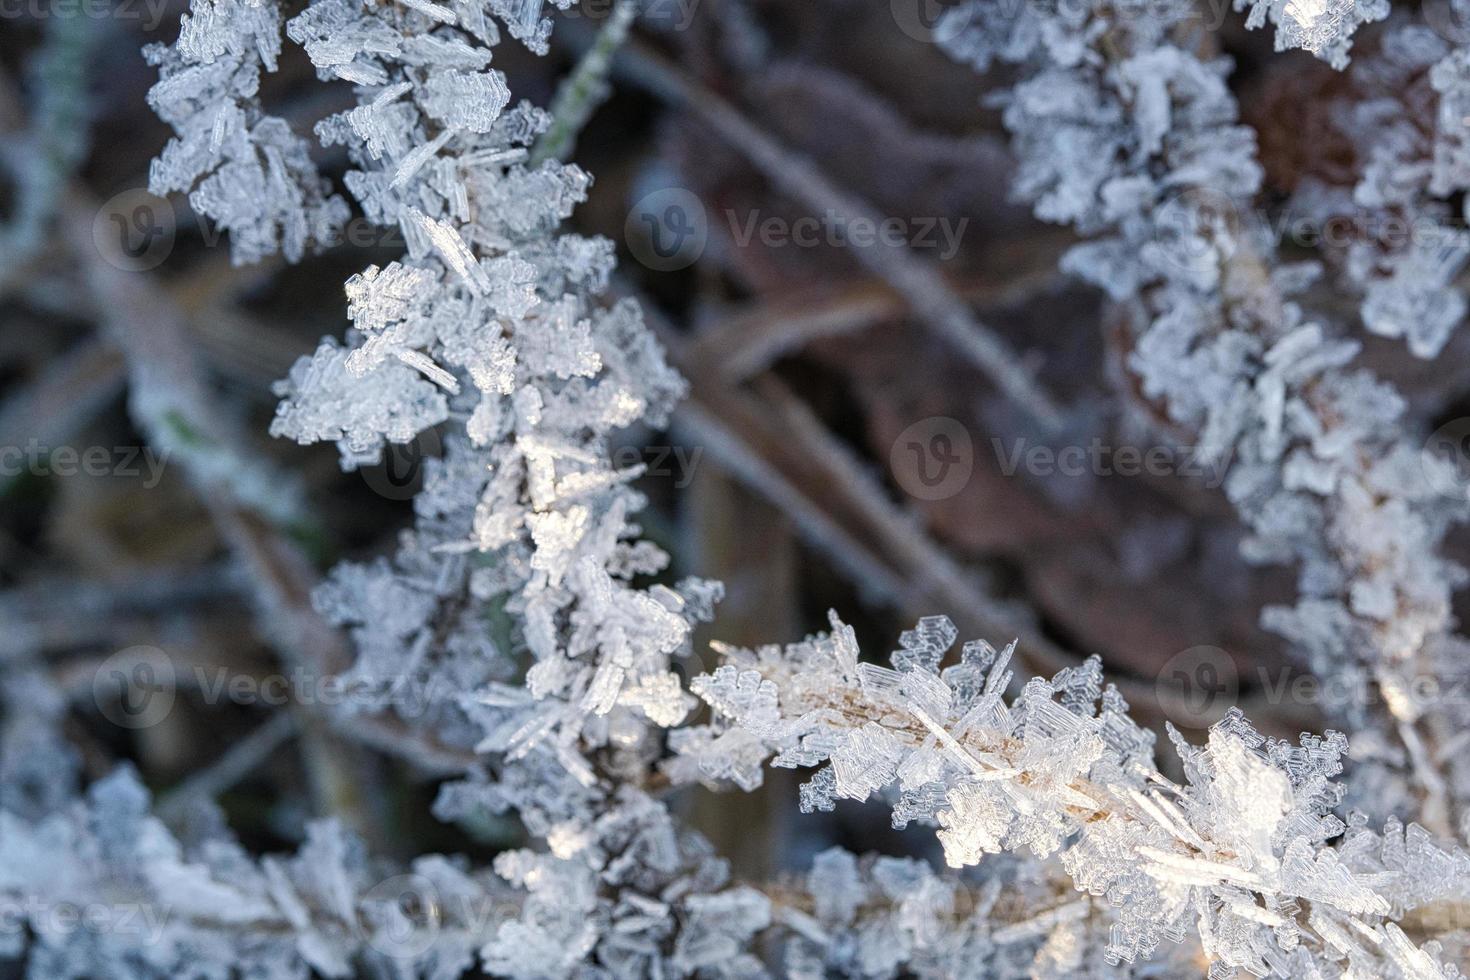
[5,0,1470,977]
[691,615,1470,976]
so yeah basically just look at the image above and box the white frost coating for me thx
[692,615,1470,976]
[9,0,1463,976]
[1235,0,1388,68]
[146,1,349,264]
[939,0,1470,827]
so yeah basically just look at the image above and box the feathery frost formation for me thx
[1267,21,1470,359]
[145,0,351,264]
[940,0,1470,826]
[690,614,1470,976]
[1234,0,1387,69]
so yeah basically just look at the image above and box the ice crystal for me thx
[1235,0,1388,68]
[693,615,1470,976]
[270,339,450,468]
[144,5,349,265]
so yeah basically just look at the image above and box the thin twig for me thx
[0,564,242,659]
[330,712,479,778]
[575,28,1068,432]
[156,711,299,824]
[0,13,99,272]
[529,0,636,166]
[631,290,1087,686]
[0,335,127,496]
[688,263,1068,382]
[58,194,379,841]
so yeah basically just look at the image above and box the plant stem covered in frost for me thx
[688,613,1470,976]
[938,0,1470,829]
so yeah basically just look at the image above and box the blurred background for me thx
[4,0,1470,889]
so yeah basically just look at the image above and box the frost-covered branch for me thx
[139,4,772,974]
[145,0,349,265]
[690,613,1470,976]
[0,766,517,978]
[1265,18,1470,359]
[599,32,1068,432]
[940,0,1470,824]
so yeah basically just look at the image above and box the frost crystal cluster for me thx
[941,0,1470,830]
[1270,21,1470,359]
[688,614,1470,976]
[5,0,1470,977]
